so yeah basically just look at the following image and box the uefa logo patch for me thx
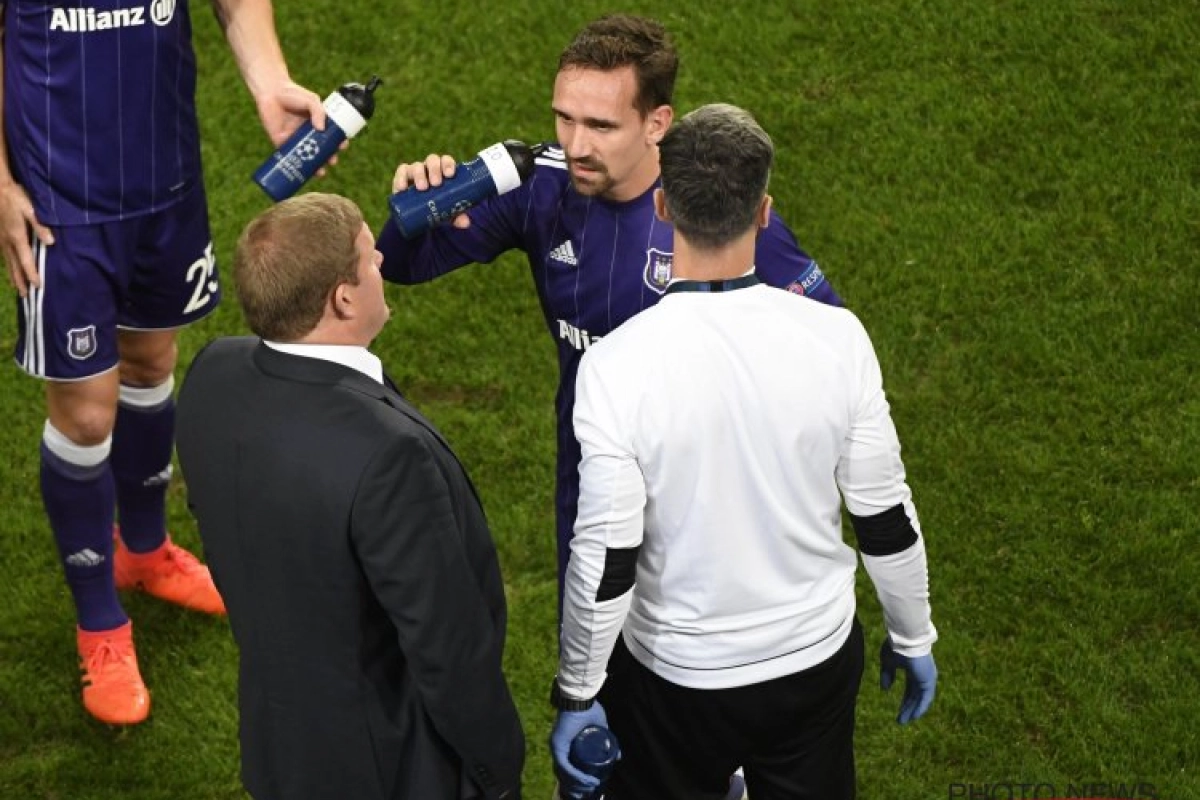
[784,262,826,297]
[67,326,98,361]
[643,247,673,294]
[150,0,176,26]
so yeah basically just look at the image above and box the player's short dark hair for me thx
[558,14,678,116]
[233,193,363,341]
[658,103,775,250]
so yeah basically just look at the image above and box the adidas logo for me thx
[143,465,174,488]
[65,549,105,568]
[549,240,579,266]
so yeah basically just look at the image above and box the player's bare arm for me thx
[211,0,331,156]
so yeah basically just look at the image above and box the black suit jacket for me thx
[176,338,524,800]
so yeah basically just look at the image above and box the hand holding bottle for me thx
[253,76,382,202]
[392,154,475,230]
[388,140,542,238]
[550,706,620,800]
[253,79,327,151]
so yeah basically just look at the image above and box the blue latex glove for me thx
[550,702,609,800]
[879,637,937,724]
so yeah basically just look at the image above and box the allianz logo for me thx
[50,1,177,32]
[558,319,600,352]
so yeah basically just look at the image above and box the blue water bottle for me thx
[252,76,382,201]
[388,140,540,238]
[557,725,620,800]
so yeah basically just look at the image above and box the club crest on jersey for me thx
[643,247,673,294]
[67,326,98,361]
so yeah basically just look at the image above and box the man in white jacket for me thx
[549,103,938,800]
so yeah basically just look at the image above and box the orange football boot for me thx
[77,622,151,725]
[113,529,226,616]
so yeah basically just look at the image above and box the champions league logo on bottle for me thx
[643,247,673,294]
[292,139,324,162]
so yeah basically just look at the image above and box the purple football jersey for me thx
[3,0,202,224]
[376,144,842,588]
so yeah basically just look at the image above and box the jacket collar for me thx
[250,340,454,452]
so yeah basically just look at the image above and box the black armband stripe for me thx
[850,503,919,556]
[595,546,640,602]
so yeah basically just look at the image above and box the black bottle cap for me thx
[503,139,537,182]
[338,75,382,119]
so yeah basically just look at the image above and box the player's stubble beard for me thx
[568,157,614,198]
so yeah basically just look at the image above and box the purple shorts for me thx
[14,184,220,380]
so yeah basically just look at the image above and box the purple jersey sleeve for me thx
[755,208,844,306]
[376,183,528,284]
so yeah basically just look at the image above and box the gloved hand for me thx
[549,702,609,800]
[879,637,937,724]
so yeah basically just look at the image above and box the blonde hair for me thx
[233,193,363,341]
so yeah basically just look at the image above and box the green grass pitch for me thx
[1,1,1197,797]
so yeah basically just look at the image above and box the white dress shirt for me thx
[264,341,384,385]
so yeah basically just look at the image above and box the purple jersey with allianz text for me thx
[376,144,843,586]
[2,0,201,225]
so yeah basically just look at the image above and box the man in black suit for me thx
[175,193,524,800]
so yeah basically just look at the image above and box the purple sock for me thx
[112,383,175,554]
[41,442,127,633]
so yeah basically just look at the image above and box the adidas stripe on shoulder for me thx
[535,143,567,170]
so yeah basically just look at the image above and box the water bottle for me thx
[253,76,382,201]
[388,140,541,238]
[555,725,620,800]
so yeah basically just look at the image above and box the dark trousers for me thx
[599,617,865,800]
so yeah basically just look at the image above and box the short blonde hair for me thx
[233,193,363,341]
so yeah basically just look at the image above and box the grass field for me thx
[2,0,1198,798]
